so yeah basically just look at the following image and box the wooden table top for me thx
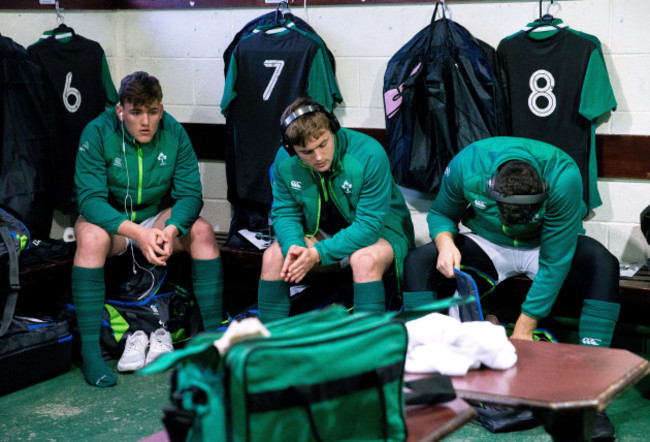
[449,339,650,411]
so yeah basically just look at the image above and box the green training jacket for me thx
[272,128,415,277]
[75,107,203,236]
[427,136,586,319]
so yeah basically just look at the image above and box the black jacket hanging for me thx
[0,34,54,238]
[383,4,507,194]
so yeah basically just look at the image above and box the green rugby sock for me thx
[402,291,436,312]
[353,281,386,313]
[579,299,620,348]
[71,265,116,387]
[192,257,224,331]
[258,279,290,323]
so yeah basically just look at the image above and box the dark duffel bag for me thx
[0,315,72,396]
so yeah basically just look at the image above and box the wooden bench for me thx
[215,233,650,313]
[619,264,650,304]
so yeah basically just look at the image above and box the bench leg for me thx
[534,408,596,442]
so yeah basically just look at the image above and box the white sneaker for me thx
[145,328,174,366]
[117,330,149,372]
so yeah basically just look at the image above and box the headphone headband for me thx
[282,105,321,131]
[486,177,549,205]
[280,102,340,156]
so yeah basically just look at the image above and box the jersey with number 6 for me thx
[28,33,118,213]
[497,29,616,208]
[221,27,341,205]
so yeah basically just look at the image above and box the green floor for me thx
[1,358,649,441]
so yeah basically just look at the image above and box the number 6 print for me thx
[63,72,82,113]
[528,69,556,118]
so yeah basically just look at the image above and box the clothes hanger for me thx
[52,1,75,39]
[274,1,291,26]
[433,0,451,22]
[38,1,73,41]
[525,0,564,34]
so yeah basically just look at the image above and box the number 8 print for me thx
[528,69,556,118]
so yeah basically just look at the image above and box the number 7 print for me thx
[263,60,285,101]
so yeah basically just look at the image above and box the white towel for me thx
[405,312,517,376]
[213,317,270,354]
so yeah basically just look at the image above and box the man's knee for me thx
[190,218,216,242]
[261,242,284,280]
[74,222,113,265]
[349,249,389,281]
[185,217,220,257]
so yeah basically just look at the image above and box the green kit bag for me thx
[143,306,409,441]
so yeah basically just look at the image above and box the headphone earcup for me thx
[486,177,495,196]
[328,112,341,134]
[282,133,296,156]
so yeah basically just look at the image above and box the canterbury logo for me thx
[474,199,487,209]
[291,180,302,190]
[113,158,123,168]
[581,337,602,346]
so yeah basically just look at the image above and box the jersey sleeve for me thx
[579,49,617,121]
[101,55,119,107]
[220,53,238,117]
[306,49,336,112]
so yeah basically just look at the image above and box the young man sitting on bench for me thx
[72,72,223,387]
[257,97,415,322]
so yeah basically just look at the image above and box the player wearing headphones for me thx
[402,136,620,347]
[72,71,223,387]
[258,97,415,323]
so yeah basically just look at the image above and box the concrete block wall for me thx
[1,0,649,263]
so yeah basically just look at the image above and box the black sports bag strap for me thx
[0,225,20,337]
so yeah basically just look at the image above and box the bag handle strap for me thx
[287,367,394,442]
[393,290,475,322]
[290,385,324,442]
[0,225,20,337]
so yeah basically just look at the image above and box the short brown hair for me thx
[494,160,544,226]
[280,97,331,149]
[118,71,163,107]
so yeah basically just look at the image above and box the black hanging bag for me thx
[383,3,507,194]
